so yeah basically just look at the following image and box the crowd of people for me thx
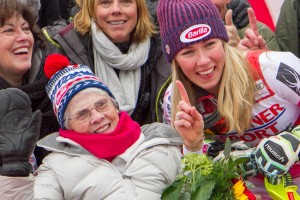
[0,0,299,199]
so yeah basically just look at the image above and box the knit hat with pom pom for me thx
[44,54,116,129]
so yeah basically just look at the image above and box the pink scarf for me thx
[59,112,141,161]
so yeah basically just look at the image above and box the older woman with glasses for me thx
[0,54,182,200]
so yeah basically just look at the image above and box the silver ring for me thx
[176,113,180,120]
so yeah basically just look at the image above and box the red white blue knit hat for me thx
[44,54,116,129]
[157,0,229,63]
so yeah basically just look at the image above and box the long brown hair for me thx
[0,0,45,48]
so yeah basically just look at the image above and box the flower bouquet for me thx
[162,139,257,200]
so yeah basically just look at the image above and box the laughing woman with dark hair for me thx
[0,0,59,168]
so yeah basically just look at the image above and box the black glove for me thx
[207,141,225,158]
[0,88,41,177]
[227,0,251,29]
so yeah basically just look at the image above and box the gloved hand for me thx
[291,125,300,157]
[232,148,259,180]
[227,0,251,29]
[255,131,300,184]
[207,141,225,158]
[0,88,41,177]
[208,141,259,180]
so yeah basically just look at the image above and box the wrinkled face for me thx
[0,12,34,84]
[66,91,119,134]
[210,0,230,19]
[95,0,138,43]
[175,39,225,95]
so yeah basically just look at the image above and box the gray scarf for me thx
[91,21,150,114]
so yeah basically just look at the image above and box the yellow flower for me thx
[233,180,248,200]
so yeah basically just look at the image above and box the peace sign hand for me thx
[174,80,205,152]
[238,7,267,51]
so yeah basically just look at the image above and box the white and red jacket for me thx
[164,50,300,147]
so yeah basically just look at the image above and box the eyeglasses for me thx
[68,98,112,122]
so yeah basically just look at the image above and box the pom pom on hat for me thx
[45,54,117,129]
[44,54,70,79]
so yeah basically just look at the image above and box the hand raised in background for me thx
[227,0,251,29]
[225,9,241,47]
[238,7,267,51]
[0,88,41,177]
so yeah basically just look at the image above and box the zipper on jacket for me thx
[122,175,137,200]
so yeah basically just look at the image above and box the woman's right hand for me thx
[174,80,205,152]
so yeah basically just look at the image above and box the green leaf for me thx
[164,151,243,200]
[194,168,206,187]
[190,180,198,193]
[234,157,249,165]
[161,179,182,200]
[224,138,231,159]
[227,157,235,169]
[192,180,215,200]
[181,192,191,200]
